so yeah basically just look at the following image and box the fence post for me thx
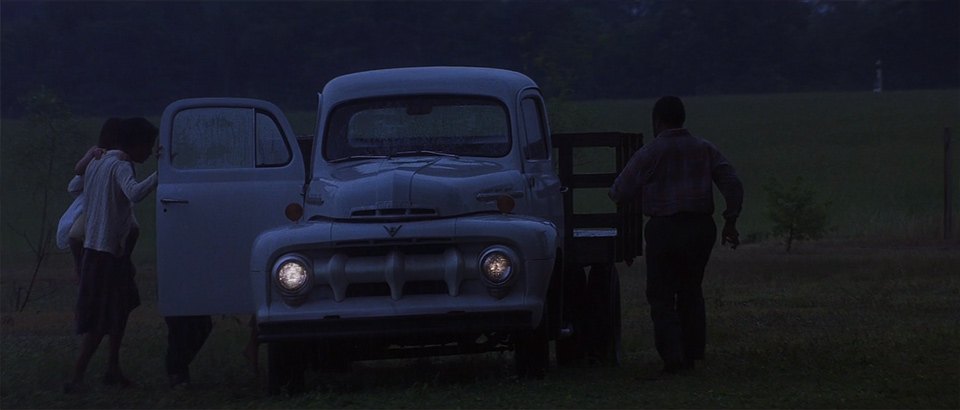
[946,127,954,241]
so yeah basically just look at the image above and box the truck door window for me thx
[255,112,292,167]
[171,107,290,169]
[521,97,548,160]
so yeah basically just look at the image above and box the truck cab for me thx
[156,67,641,394]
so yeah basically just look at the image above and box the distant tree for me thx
[763,176,831,252]
[9,87,80,311]
[1,1,957,117]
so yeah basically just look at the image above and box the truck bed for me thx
[552,132,643,266]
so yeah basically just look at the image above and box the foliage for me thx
[0,1,957,117]
[763,176,831,252]
[8,87,81,311]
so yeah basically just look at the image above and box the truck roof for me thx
[321,66,539,105]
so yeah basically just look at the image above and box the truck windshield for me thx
[323,96,511,161]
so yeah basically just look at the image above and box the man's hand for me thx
[608,187,619,203]
[722,219,740,249]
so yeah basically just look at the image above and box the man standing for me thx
[609,96,743,375]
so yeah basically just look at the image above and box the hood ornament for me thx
[384,225,403,237]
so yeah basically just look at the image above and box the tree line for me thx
[1,0,957,117]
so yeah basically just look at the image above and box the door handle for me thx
[160,198,189,204]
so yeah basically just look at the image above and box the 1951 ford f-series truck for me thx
[156,66,642,393]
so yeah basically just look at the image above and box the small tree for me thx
[8,87,80,311]
[763,176,831,252]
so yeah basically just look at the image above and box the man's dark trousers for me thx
[644,213,716,367]
[165,315,213,381]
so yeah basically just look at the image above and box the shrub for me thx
[763,176,831,252]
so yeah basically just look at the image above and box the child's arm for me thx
[67,175,83,196]
[74,146,105,175]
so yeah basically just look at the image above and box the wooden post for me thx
[946,127,954,241]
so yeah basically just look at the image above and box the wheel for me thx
[267,342,306,395]
[584,264,622,365]
[555,266,586,365]
[515,303,549,379]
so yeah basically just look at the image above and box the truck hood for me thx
[307,157,526,220]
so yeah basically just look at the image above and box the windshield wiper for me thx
[328,155,388,163]
[389,150,459,159]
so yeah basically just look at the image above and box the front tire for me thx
[267,342,306,395]
[555,266,586,365]
[515,304,549,379]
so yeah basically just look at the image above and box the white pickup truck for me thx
[156,66,642,394]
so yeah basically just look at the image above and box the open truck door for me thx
[157,98,305,316]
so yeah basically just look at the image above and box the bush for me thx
[763,176,831,252]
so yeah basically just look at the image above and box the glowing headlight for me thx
[273,254,312,302]
[277,261,308,291]
[479,246,516,285]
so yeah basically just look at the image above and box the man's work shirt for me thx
[609,128,743,220]
[83,150,157,256]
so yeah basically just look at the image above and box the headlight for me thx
[277,260,308,291]
[479,246,517,286]
[273,254,312,305]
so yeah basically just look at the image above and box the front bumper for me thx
[258,309,531,342]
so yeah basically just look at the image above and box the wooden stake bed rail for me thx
[552,132,644,267]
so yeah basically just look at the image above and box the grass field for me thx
[1,90,959,408]
[2,90,958,262]
[1,243,956,408]
[552,89,960,241]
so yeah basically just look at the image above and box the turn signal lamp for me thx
[496,195,515,213]
[285,203,304,222]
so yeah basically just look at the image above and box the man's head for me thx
[118,117,158,163]
[652,96,685,136]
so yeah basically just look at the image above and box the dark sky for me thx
[1,1,957,117]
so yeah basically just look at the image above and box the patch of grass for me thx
[1,244,957,408]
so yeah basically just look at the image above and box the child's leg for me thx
[68,215,85,282]
[122,227,140,272]
[68,238,83,281]
[123,227,139,257]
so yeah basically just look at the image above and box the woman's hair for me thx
[117,117,159,150]
[98,117,122,149]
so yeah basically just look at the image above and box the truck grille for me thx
[345,281,450,298]
[351,208,438,218]
[311,244,467,302]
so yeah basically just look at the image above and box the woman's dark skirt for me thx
[75,249,140,335]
